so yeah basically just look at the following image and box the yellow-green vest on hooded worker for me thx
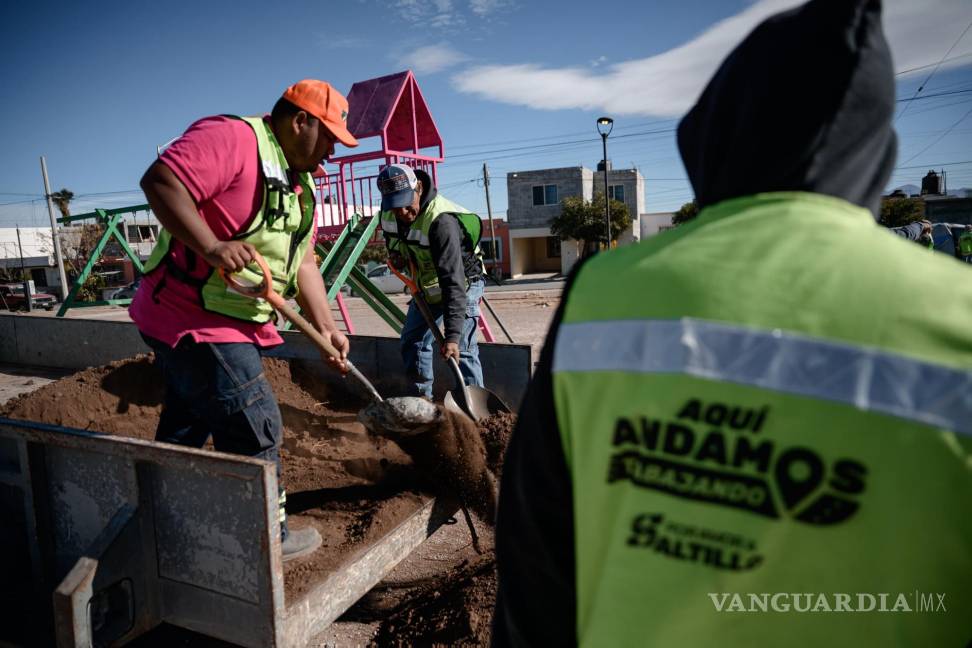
[552,192,972,647]
[142,116,316,322]
[379,194,485,304]
[958,229,972,257]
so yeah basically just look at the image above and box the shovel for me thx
[386,261,510,422]
[219,252,384,404]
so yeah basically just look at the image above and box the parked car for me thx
[109,278,141,300]
[0,283,57,311]
[361,264,408,295]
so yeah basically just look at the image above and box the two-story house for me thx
[505,162,644,277]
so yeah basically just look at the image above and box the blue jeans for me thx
[141,334,288,538]
[401,280,485,398]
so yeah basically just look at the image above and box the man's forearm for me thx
[295,259,339,334]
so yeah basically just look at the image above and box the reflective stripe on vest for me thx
[554,317,972,436]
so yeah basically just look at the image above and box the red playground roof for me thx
[345,70,443,154]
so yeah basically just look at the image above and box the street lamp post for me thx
[596,117,614,250]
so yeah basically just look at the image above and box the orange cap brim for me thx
[322,119,359,148]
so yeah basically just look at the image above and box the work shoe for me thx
[281,526,322,562]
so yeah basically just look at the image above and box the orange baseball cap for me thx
[282,79,359,148]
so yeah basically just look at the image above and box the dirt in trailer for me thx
[0,355,517,646]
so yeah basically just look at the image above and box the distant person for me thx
[376,164,487,398]
[889,219,931,243]
[493,1,971,646]
[958,224,972,262]
[131,80,358,561]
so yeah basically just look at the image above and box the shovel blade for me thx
[444,385,511,422]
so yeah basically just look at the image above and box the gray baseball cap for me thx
[377,164,419,211]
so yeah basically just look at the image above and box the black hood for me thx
[415,168,437,213]
[677,0,897,217]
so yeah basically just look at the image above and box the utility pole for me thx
[15,225,32,312]
[40,156,69,301]
[482,162,501,283]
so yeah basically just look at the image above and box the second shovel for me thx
[387,261,509,422]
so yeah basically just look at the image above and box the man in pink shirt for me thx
[132,79,356,561]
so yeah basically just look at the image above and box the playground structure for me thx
[53,205,151,317]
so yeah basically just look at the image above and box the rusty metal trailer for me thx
[1,417,455,647]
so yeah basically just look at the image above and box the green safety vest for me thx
[552,192,972,647]
[958,229,972,256]
[379,194,485,303]
[142,116,316,323]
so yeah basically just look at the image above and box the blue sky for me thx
[1,0,970,229]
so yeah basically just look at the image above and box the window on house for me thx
[481,238,503,261]
[532,184,559,206]
[546,236,561,258]
[608,184,625,203]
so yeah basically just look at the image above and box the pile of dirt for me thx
[2,356,518,645]
[371,553,497,647]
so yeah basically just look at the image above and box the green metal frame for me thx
[55,204,150,317]
[284,214,406,334]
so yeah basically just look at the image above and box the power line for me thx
[896,88,972,103]
[448,117,680,152]
[446,126,677,161]
[895,19,972,123]
[894,51,972,77]
[900,104,972,165]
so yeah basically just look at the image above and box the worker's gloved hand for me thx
[441,341,460,362]
[204,240,257,273]
[388,251,406,271]
[325,330,350,373]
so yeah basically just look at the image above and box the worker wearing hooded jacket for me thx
[131,80,358,561]
[377,164,487,397]
[492,1,972,646]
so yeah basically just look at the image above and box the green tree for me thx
[50,188,74,219]
[672,200,699,225]
[59,223,108,301]
[550,192,631,255]
[879,196,925,228]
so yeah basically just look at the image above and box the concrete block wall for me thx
[506,167,591,230]
[593,168,644,244]
[0,315,533,410]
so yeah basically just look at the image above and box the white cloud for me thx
[401,45,470,74]
[387,0,513,28]
[469,0,510,17]
[393,0,462,28]
[452,0,972,117]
